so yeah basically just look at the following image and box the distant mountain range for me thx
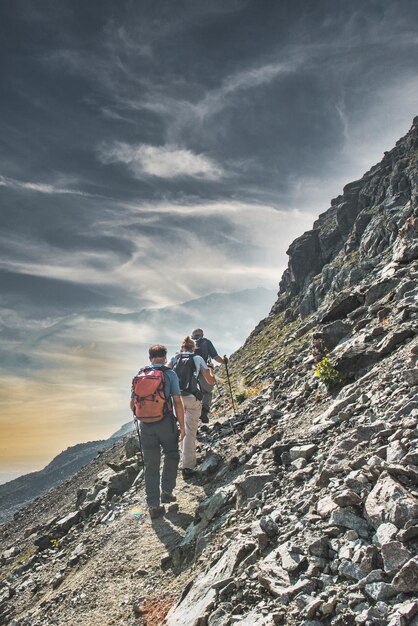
[0,439,117,525]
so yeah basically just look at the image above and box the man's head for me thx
[149,344,167,363]
[191,328,204,340]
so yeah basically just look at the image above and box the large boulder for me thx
[166,538,253,626]
[365,473,418,529]
[286,230,323,290]
[321,292,364,323]
[234,474,274,508]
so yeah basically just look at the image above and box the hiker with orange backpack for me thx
[169,336,215,479]
[130,344,185,519]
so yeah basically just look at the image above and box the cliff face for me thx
[278,116,418,319]
[0,120,417,626]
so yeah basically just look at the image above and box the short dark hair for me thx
[149,344,167,358]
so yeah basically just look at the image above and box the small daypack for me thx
[132,367,169,422]
[173,353,203,400]
[194,337,209,362]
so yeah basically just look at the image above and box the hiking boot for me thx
[148,505,165,519]
[182,468,198,480]
[161,491,177,503]
[200,407,209,423]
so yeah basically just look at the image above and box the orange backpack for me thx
[132,367,169,423]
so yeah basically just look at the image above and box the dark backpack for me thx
[132,366,170,422]
[173,353,203,400]
[194,337,210,362]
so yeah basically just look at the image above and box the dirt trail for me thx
[10,474,207,626]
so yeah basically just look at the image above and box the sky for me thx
[1,0,418,483]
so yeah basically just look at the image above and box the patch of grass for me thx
[235,383,268,404]
[0,545,37,583]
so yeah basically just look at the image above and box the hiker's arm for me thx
[214,355,226,365]
[172,395,186,441]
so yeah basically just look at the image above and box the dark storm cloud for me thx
[1,0,418,210]
[1,0,417,304]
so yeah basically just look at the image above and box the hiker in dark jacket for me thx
[191,328,228,423]
[169,336,215,478]
[130,344,185,519]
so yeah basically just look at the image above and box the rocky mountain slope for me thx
[0,439,118,525]
[0,118,417,626]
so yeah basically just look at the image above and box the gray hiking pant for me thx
[198,374,214,412]
[139,413,180,507]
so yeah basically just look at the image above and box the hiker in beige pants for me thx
[169,336,215,479]
[181,394,202,470]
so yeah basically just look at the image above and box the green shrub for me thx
[314,357,343,388]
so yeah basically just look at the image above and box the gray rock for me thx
[257,548,291,600]
[289,444,317,462]
[333,489,363,507]
[199,450,223,476]
[308,537,330,558]
[392,557,418,593]
[321,293,364,323]
[403,369,418,387]
[166,538,253,626]
[321,320,352,350]
[259,516,279,539]
[277,543,306,573]
[338,560,366,581]
[55,510,81,534]
[364,582,397,601]
[365,473,418,529]
[234,473,274,507]
[106,465,138,499]
[375,523,399,546]
[197,486,235,523]
[381,542,412,574]
[329,508,370,537]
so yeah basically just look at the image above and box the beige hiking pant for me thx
[180,394,202,469]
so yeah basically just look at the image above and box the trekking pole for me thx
[132,412,144,467]
[224,356,237,419]
[207,359,237,436]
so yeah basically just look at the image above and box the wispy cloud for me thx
[0,175,92,196]
[99,142,224,180]
[0,199,315,309]
[195,60,296,120]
